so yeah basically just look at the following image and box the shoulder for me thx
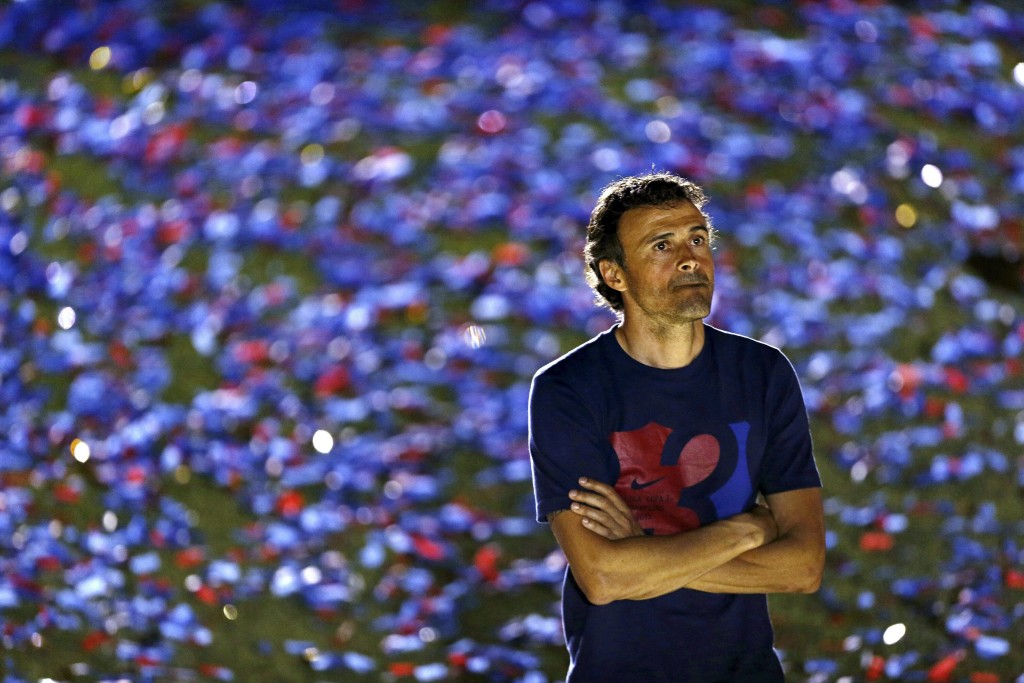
[707,325,790,366]
[529,328,618,413]
[533,327,615,385]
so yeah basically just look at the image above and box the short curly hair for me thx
[584,172,714,312]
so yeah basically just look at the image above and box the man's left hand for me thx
[568,478,645,539]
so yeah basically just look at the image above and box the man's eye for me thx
[654,241,668,250]
[692,236,704,246]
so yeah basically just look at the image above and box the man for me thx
[528,172,824,682]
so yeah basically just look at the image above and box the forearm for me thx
[685,488,826,594]
[559,476,824,602]
[561,513,769,604]
[685,530,825,594]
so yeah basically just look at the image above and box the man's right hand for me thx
[739,503,779,547]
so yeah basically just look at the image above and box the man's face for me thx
[600,201,715,324]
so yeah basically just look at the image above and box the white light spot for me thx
[71,438,91,463]
[921,164,943,188]
[9,231,27,255]
[102,511,118,532]
[311,429,334,454]
[143,101,165,125]
[300,566,322,585]
[1014,63,1024,87]
[462,324,487,349]
[310,82,335,106]
[1,187,21,211]
[234,81,258,105]
[57,306,77,330]
[383,480,404,500]
[591,147,622,172]
[645,120,671,143]
[854,20,878,43]
[882,622,906,645]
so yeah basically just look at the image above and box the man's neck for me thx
[615,317,706,369]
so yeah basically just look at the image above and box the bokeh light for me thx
[301,143,325,166]
[645,120,671,143]
[57,306,76,330]
[88,46,111,70]
[462,324,487,349]
[70,438,91,463]
[894,203,917,228]
[477,109,507,133]
[920,164,943,188]
[883,623,906,645]
[234,81,258,105]
[311,429,334,454]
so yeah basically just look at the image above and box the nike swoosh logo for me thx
[630,477,665,490]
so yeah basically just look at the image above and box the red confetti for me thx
[157,219,190,245]
[966,671,999,683]
[35,556,61,572]
[82,631,109,652]
[970,673,1000,683]
[492,241,529,267]
[928,651,964,682]
[1005,569,1024,590]
[314,365,351,396]
[474,544,501,582]
[412,534,447,562]
[859,531,894,552]
[234,340,269,364]
[865,654,885,680]
[196,585,218,605]
[54,483,81,505]
[389,662,416,677]
[276,490,305,517]
[944,367,969,393]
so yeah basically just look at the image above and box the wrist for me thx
[723,514,767,551]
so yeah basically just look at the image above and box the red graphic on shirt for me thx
[610,422,720,534]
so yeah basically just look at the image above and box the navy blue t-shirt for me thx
[528,324,821,682]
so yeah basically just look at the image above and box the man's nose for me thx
[677,251,700,271]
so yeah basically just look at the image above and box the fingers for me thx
[570,477,632,516]
[570,501,636,539]
[742,504,779,545]
[567,478,642,539]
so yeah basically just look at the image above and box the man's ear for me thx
[598,259,627,293]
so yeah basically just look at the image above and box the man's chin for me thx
[663,303,711,324]
[671,294,712,317]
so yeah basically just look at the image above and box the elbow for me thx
[573,566,619,605]
[571,547,630,604]
[797,552,825,594]
[797,570,822,594]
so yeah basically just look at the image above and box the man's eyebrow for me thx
[643,231,676,244]
[643,225,708,244]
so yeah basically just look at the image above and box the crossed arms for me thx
[548,478,824,605]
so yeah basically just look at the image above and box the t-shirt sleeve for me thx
[528,368,614,523]
[759,352,821,494]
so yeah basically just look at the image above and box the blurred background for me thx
[1,1,1023,681]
